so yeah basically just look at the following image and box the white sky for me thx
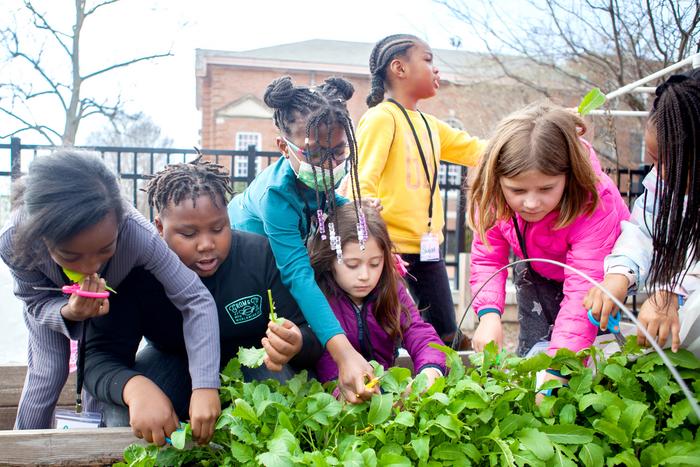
[2,0,483,147]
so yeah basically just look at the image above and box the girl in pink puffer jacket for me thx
[468,103,629,359]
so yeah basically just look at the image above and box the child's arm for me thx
[0,226,80,339]
[585,174,654,328]
[552,196,628,354]
[435,118,486,167]
[260,190,345,345]
[469,225,511,351]
[397,283,446,374]
[260,190,375,402]
[356,108,395,199]
[135,222,220,444]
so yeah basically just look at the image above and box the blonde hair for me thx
[468,102,599,246]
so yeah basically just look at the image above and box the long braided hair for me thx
[366,34,420,108]
[145,157,233,213]
[264,75,366,258]
[647,74,700,294]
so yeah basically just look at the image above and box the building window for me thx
[234,132,262,177]
[235,132,262,151]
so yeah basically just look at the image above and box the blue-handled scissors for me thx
[588,309,626,346]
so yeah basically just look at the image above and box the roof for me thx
[195,39,578,107]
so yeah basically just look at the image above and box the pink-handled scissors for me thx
[33,284,110,299]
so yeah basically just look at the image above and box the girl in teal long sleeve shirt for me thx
[228,76,376,403]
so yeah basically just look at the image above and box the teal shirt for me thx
[228,157,346,346]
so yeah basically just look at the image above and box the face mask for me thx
[285,138,347,190]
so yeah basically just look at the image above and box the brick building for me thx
[195,39,645,173]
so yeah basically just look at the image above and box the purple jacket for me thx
[315,282,446,382]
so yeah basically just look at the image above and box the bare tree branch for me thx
[82,51,172,81]
[84,0,119,18]
[23,0,72,58]
[0,107,62,144]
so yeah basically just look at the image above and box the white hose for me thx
[457,257,700,419]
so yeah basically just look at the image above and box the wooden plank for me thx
[0,365,76,407]
[0,427,140,466]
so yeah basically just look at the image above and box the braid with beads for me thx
[264,76,366,258]
[647,74,700,295]
[145,156,233,212]
[366,34,420,107]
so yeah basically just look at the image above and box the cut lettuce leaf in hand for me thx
[578,88,606,116]
[238,346,267,368]
[267,289,285,325]
[62,267,117,293]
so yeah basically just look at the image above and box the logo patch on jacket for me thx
[225,295,262,324]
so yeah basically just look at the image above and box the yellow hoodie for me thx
[356,101,485,253]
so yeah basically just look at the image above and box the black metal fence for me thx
[0,137,651,292]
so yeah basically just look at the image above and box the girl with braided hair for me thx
[586,71,700,357]
[84,158,321,441]
[357,34,486,350]
[228,75,377,403]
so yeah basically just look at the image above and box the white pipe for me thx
[606,53,700,100]
[631,87,656,94]
[587,110,649,117]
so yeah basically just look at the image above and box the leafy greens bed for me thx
[118,340,700,466]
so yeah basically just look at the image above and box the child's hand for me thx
[327,335,376,404]
[637,290,681,352]
[123,375,179,446]
[471,313,503,352]
[583,274,629,330]
[366,197,383,212]
[189,388,220,445]
[262,319,302,371]
[59,274,110,321]
[403,367,443,397]
[535,371,568,405]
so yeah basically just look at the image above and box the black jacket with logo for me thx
[84,230,321,406]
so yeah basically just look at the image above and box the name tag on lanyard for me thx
[420,232,440,262]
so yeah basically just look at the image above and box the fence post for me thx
[246,145,257,184]
[455,166,468,291]
[10,137,21,196]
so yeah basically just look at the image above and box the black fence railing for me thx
[0,137,651,292]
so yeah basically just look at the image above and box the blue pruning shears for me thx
[588,309,626,346]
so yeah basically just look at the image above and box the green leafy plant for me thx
[118,340,700,466]
[237,346,267,369]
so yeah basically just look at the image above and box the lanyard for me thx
[388,98,438,229]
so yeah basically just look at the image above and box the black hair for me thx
[12,150,125,268]
[264,75,364,244]
[366,34,421,107]
[647,72,700,294]
[145,156,233,213]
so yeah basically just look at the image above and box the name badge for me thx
[55,408,102,429]
[420,232,440,262]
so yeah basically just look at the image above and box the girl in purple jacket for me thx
[310,204,446,389]
[468,103,629,362]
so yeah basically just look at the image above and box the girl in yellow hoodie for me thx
[357,34,485,348]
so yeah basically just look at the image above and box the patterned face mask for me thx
[284,138,347,190]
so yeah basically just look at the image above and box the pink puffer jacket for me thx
[470,140,630,354]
